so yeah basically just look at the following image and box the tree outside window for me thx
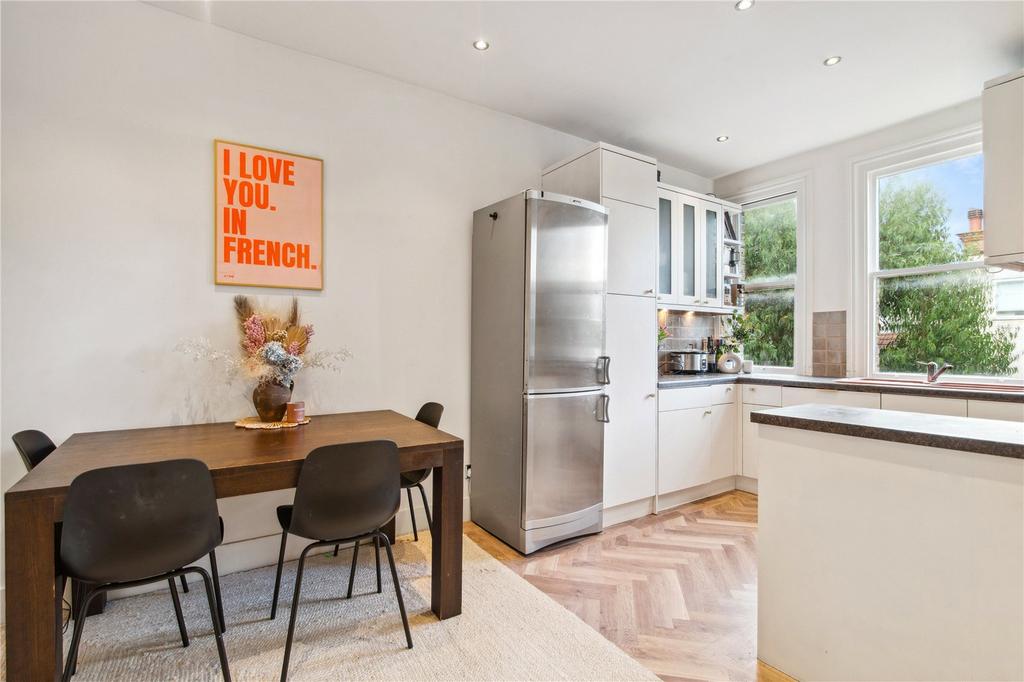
[742,195,797,367]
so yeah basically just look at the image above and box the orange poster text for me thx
[223,236,314,270]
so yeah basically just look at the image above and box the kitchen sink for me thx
[837,377,1024,393]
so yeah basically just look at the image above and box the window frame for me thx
[727,175,811,374]
[853,125,1021,384]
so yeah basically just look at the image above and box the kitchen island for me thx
[751,405,1023,681]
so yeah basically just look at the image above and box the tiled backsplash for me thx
[812,311,847,377]
[658,310,723,373]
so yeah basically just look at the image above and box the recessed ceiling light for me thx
[473,39,490,51]
[734,0,754,10]
[716,136,730,143]
[823,56,842,67]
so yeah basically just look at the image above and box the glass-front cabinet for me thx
[657,185,731,309]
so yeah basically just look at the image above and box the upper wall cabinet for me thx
[983,70,1024,271]
[658,183,740,311]
[543,143,658,297]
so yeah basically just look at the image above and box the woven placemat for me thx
[234,416,311,430]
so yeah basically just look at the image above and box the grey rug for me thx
[20,535,656,681]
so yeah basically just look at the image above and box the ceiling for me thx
[150,1,1023,178]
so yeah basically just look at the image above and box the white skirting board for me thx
[603,475,756,528]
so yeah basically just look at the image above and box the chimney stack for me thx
[968,208,984,233]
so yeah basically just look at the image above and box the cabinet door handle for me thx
[645,393,656,399]
[703,409,713,416]
[725,387,733,392]
[644,288,654,294]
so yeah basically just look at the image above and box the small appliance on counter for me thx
[668,348,708,374]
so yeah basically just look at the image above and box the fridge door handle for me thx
[597,394,611,423]
[597,356,611,385]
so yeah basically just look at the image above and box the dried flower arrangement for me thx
[177,296,351,390]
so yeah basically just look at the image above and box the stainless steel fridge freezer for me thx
[470,190,609,554]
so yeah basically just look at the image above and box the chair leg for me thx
[63,587,104,682]
[168,577,190,647]
[374,535,382,594]
[192,568,232,682]
[333,544,339,557]
[281,546,314,682]
[270,531,288,620]
[346,539,360,599]
[378,532,413,649]
[209,549,227,634]
[416,482,432,530]
[407,487,418,541]
[180,574,189,593]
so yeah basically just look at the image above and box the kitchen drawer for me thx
[967,399,1024,422]
[711,383,738,405]
[601,149,657,209]
[659,386,711,411]
[742,384,782,407]
[782,386,880,409]
[880,393,967,417]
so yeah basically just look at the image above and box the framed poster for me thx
[215,140,323,290]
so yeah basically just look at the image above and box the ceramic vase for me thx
[253,380,293,422]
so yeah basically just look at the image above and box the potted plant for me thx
[722,310,761,371]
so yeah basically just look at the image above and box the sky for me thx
[878,153,984,239]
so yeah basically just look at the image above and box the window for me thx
[995,278,1024,317]
[867,147,1023,380]
[742,194,797,368]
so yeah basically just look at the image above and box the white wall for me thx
[714,99,983,374]
[0,1,608,600]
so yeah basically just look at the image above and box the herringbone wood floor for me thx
[466,491,783,682]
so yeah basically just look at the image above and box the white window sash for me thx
[849,125,1018,382]
[727,176,810,374]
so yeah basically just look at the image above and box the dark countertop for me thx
[751,404,1024,459]
[657,372,1024,403]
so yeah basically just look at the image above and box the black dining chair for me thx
[12,430,226,631]
[401,402,444,541]
[270,440,413,682]
[329,402,443,558]
[12,429,56,471]
[59,459,231,682]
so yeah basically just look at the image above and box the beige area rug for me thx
[3,535,657,681]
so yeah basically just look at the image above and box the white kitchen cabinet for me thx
[741,403,775,479]
[880,393,968,417]
[601,148,657,208]
[603,294,658,508]
[782,387,880,409]
[657,184,731,310]
[711,383,738,405]
[657,386,736,495]
[604,197,657,297]
[967,399,1024,422]
[742,384,782,406]
[701,202,723,307]
[983,70,1024,269]
[709,402,737,481]
[658,406,710,494]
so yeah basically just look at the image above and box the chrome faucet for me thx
[917,360,954,383]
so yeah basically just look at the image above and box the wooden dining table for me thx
[4,409,464,681]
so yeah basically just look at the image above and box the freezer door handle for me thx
[597,356,611,385]
[597,394,611,423]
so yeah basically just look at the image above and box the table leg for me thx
[5,495,62,681]
[431,445,463,619]
[382,517,396,544]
